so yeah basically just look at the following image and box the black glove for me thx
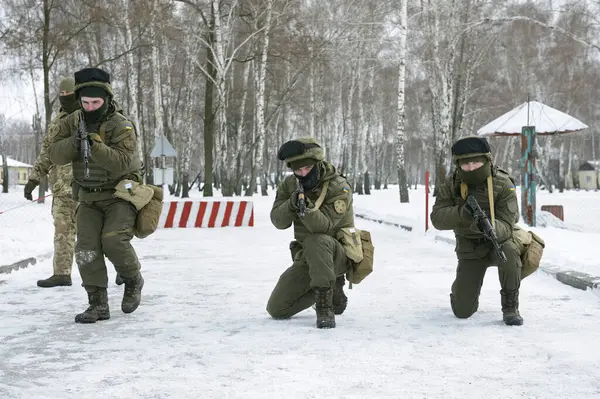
[75,134,94,149]
[24,179,39,201]
[289,190,301,212]
[459,203,474,222]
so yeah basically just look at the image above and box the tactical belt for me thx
[84,187,114,193]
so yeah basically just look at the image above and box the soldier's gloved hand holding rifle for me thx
[466,195,508,262]
[77,118,91,179]
[77,119,102,179]
[289,179,307,218]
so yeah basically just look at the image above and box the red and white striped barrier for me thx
[159,200,254,228]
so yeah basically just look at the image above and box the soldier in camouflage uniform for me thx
[267,137,355,329]
[48,67,144,324]
[430,136,524,326]
[25,76,79,288]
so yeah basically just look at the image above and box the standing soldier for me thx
[25,76,79,288]
[430,135,523,326]
[267,137,355,329]
[48,67,144,324]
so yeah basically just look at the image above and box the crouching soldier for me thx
[267,137,355,329]
[431,135,524,326]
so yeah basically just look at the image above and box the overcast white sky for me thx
[0,77,42,124]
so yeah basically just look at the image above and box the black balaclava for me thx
[79,86,109,125]
[451,136,493,185]
[296,162,320,191]
[59,94,79,114]
[457,157,492,185]
[58,76,79,113]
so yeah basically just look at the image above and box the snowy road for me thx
[1,205,600,399]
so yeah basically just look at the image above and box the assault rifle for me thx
[296,179,307,218]
[78,118,91,179]
[466,195,508,263]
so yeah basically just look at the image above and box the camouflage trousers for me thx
[266,234,348,319]
[51,195,77,276]
[450,239,522,318]
[75,198,141,288]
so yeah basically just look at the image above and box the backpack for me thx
[134,185,164,239]
[337,227,375,288]
[512,226,545,279]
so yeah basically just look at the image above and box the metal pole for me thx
[520,126,536,226]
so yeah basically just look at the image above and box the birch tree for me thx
[118,0,144,163]
[396,0,409,203]
[251,0,273,196]
[416,0,487,193]
[148,0,165,185]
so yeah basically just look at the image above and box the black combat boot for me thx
[501,290,523,326]
[75,286,110,323]
[37,274,72,288]
[333,275,348,315]
[314,286,335,329]
[121,273,144,314]
[115,273,124,286]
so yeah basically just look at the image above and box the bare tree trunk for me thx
[203,28,215,197]
[535,138,553,193]
[396,0,409,203]
[345,67,357,191]
[254,0,272,196]
[151,0,164,188]
[121,0,143,165]
[0,119,8,193]
[558,139,565,192]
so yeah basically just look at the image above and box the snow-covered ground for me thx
[1,185,600,398]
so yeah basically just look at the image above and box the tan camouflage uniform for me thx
[30,111,77,277]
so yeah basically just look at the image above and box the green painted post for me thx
[520,126,536,226]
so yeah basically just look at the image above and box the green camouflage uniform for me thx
[48,68,144,323]
[267,137,354,328]
[26,77,79,287]
[430,135,523,326]
[31,117,77,277]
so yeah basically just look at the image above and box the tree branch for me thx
[94,44,153,68]
[462,16,600,52]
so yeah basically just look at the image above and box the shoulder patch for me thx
[334,199,347,214]
[123,136,136,151]
[111,119,137,143]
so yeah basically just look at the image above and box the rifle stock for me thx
[466,195,508,263]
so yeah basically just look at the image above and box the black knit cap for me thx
[277,140,321,161]
[74,68,111,85]
[451,136,491,156]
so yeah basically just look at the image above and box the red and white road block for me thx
[159,200,254,228]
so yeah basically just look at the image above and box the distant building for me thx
[0,156,33,185]
[578,161,599,190]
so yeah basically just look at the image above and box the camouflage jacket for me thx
[47,103,142,202]
[430,167,519,259]
[29,110,73,198]
[270,161,355,244]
